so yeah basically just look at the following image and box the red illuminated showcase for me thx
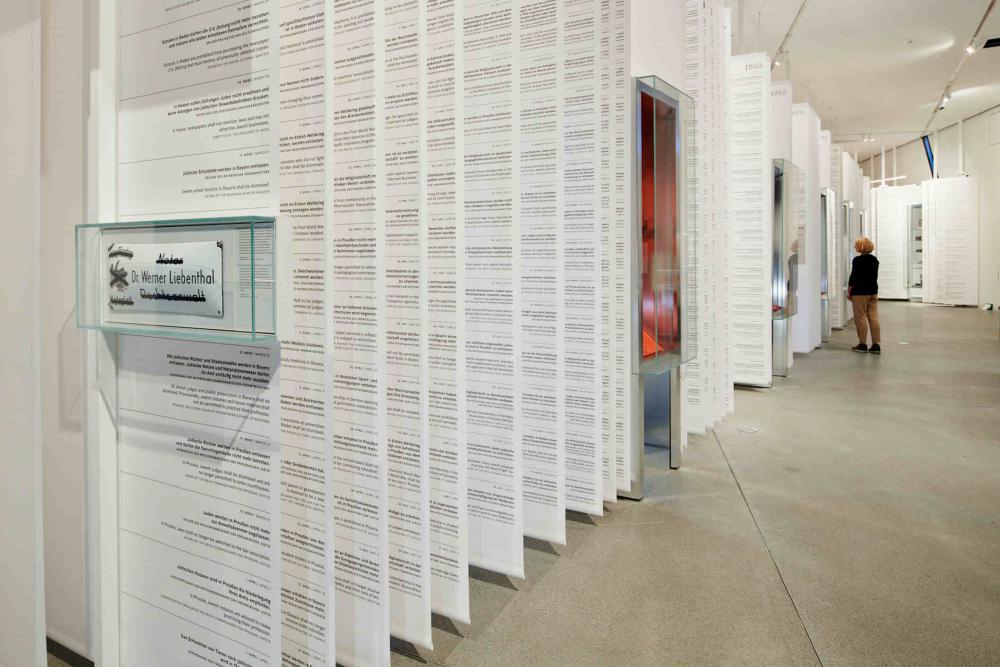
[637,87,681,365]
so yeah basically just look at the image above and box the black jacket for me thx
[849,254,879,296]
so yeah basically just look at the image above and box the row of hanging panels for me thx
[111,1,632,666]
[682,0,734,434]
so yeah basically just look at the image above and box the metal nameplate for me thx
[106,241,224,318]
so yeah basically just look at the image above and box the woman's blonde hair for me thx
[855,237,874,254]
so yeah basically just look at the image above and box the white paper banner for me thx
[612,0,632,492]
[114,2,284,664]
[463,0,525,579]
[518,0,567,544]
[728,52,772,388]
[278,0,334,664]
[923,177,978,306]
[117,0,278,219]
[422,1,471,624]
[562,0,604,516]
[599,0,618,502]
[328,0,391,664]
[382,0,433,650]
[117,336,282,667]
[873,184,920,300]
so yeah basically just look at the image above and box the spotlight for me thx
[944,94,951,102]
[966,45,975,54]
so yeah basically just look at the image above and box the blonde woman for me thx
[848,237,880,354]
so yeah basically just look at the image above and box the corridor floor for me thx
[392,301,1000,666]
[48,302,999,666]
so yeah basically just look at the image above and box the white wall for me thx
[630,0,686,86]
[40,0,90,656]
[861,107,1000,307]
[964,111,1000,308]
[0,1,47,665]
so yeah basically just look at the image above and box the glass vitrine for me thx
[842,200,853,302]
[819,188,834,342]
[907,204,923,299]
[633,76,694,375]
[772,159,801,377]
[630,75,694,484]
[76,216,276,342]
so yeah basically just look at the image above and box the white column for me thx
[0,1,47,665]
[40,0,91,655]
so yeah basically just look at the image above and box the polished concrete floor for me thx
[48,302,1000,666]
[391,301,1000,666]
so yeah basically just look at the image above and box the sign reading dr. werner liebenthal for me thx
[106,241,224,318]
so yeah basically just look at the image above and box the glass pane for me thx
[634,76,692,374]
[772,162,787,319]
[772,159,800,321]
[76,217,276,342]
[843,202,852,294]
[909,204,923,289]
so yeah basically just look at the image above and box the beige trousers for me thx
[851,295,880,345]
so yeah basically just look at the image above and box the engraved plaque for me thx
[105,241,224,319]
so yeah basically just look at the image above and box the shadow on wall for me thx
[59,309,83,431]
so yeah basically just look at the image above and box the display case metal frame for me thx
[819,187,834,342]
[842,199,854,322]
[624,75,694,498]
[772,159,800,378]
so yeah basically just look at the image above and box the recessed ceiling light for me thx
[966,45,975,54]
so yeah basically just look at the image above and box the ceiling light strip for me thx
[770,0,811,71]
[923,0,998,132]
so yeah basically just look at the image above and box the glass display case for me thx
[908,204,923,299]
[631,75,694,483]
[842,200,853,301]
[76,216,276,342]
[633,75,694,376]
[819,188,834,342]
[772,159,800,377]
